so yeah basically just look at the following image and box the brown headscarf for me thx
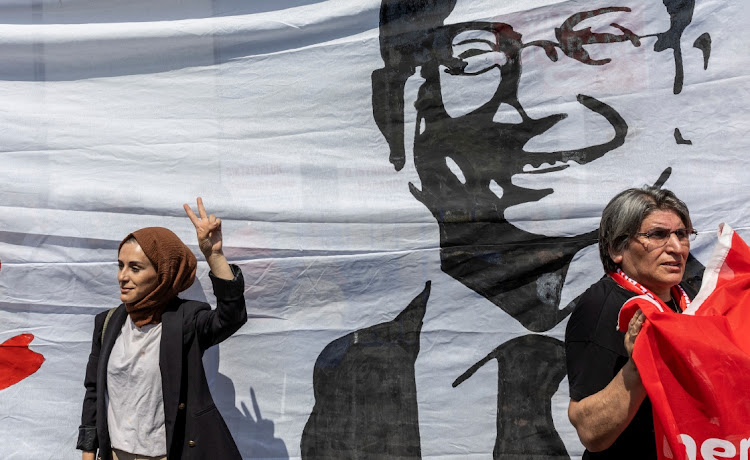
[119,227,197,327]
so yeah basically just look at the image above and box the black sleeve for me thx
[565,278,631,402]
[77,310,106,452]
[566,340,627,401]
[194,264,248,351]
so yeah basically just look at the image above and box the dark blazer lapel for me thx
[160,299,184,451]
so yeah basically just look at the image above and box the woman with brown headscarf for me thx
[77,198,246,460]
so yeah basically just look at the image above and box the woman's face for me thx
[117,241,159,304]
[610,209,690,301]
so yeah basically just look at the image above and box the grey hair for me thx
[598,186,692,273]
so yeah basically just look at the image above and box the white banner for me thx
[0,0,748,458]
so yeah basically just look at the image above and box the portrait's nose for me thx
[117,269,127,283]
[512,44,617,152]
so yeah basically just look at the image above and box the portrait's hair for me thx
[598,186,693,273]
[371,0,457,170]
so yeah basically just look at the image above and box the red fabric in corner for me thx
[615,224,750,460]
[0,334,44,390]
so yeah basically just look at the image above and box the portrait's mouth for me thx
[410,93,633,214]
[520,160,573,174]
[516,94,628,176]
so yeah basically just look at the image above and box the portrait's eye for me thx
[118,261,124,269]
[574,13,631,36]
[555,7,640,66]
[451,30,508,75]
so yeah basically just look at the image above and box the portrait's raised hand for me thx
[184,197,233,280]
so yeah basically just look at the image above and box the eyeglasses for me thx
[635,228,697,246]
[434,7,653,77]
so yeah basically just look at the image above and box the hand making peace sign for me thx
[183,197,233,280]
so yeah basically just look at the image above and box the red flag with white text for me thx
[617,224,750,460]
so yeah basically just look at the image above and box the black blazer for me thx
[78,266,247,460]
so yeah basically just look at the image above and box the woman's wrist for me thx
[204,252,233,280]
[202,249,225,260]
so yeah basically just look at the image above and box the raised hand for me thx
[183,197,233,280]
[184,197,223,256]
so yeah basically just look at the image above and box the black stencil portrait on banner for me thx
[303,0,711,458]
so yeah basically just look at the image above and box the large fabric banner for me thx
[0,0,748,458]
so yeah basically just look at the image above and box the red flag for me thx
[617,224,750,460]
[0,333,45,390]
